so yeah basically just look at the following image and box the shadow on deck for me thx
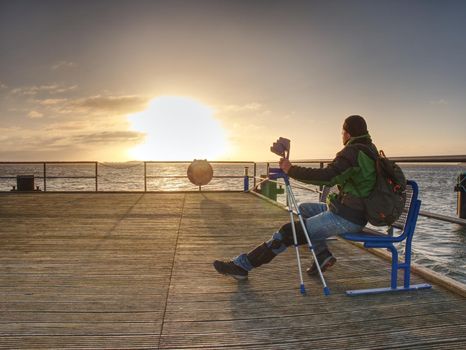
[0,192,465,349]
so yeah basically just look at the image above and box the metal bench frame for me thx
[329,180,432,296]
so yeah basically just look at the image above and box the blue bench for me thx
[322,180,432,296]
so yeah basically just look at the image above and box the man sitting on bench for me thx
[214,115,378,280]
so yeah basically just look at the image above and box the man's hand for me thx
[279,158,292,174]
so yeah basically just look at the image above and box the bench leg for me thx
[388,245,399,289]
[345,243,432,296]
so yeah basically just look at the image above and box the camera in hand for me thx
[270,137,290,159]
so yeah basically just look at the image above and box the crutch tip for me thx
[300,284,306,295]
[323,287,330,296]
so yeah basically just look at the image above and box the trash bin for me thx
[17,175,35,191]
[259,175,284,201]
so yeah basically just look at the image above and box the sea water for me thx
[1,162,465,284]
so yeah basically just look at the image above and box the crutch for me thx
[269,137,330,296]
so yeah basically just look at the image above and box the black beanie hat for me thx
[343,115,368,137]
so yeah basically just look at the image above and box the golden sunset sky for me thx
[1,0,465,161]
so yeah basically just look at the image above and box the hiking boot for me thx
[213,260,248,281]
[306,250,337,276]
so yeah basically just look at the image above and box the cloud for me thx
[38,98,68,105]
[217,101,272,118]
[0,127,144,155]
[11,84,78,96]
[51,60,77,70]
[1,91,150,160]
[71,131,145,144]
[53,85,78,94]
[429,99,448,105]
[69,95,149,114]
[30,94,150,118]
[44,120,95,131]
[9,84,148,117]
[220,102,263,112]
[0,127,59,151]
[0,92,148,160]
[0,127,21,142]
[0,81,7,89]
[215,101,272,131]
[28,110,44,119]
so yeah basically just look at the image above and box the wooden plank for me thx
[159,324,466,349]
[160,192,466,350]
[1,192,465,350]
[0,193,184,349]
[0,335,159,350]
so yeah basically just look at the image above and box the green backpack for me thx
[363,150,407,226]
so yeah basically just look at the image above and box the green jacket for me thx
[287,135,377,225]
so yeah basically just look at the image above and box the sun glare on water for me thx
[128,96,229,161]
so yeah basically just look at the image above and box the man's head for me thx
[342,115,368,145]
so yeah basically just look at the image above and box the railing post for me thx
[455,172,466,219]
[253,162,257,189]
[243,166,249,192]
[319,162,324,192]
[144,162,147,192]
[95,162,98,192]
[43,163,47,192]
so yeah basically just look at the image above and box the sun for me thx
[127,96,230,161]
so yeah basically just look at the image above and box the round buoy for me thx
[187,160,213,186]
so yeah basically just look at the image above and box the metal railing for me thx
[1,156,465,225]
[0,161,256,193]
[0,161,98,192]
[142,160,257,192]
[254,155,466,226]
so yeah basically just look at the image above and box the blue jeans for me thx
[234,202,364,271]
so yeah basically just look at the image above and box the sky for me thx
[1,0,465,161]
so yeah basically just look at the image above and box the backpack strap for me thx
[349,143,379,162]
[340,143,378,198]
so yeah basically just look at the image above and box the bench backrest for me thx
[396,180,421,242]
[320,180,421,242]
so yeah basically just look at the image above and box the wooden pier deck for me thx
[0,192,465,349]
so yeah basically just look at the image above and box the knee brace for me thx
[246,243,276,268]
[279,221,308,246]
